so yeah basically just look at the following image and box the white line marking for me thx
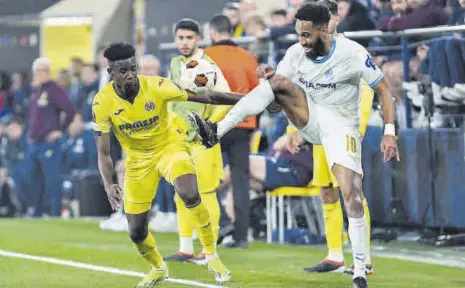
[0,249,225,288]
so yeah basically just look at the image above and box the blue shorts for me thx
[264,157,306,190]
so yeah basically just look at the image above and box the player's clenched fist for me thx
[380,135,400,163]
[105,184,123,211]
[255,64,275,80]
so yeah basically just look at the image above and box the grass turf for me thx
[0,219,463,288]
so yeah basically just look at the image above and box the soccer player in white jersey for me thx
[188,2,399,287]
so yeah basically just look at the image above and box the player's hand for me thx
[380,135,400,163]
[105,184,123,211]
[255,64,275,80]
[286,131,302,154]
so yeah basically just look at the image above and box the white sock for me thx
[348,216,367,279]
[179,237,194,255]
[205,252,218,261]
[217,80,275,138]
[326,251,344,263]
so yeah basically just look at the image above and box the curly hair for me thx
[103,42,136,62]
[295,2,331,27]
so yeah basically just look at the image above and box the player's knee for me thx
[128,222,148,243]
[178,190,201,208]
[268,74,288,91]
[320,186,339,204]
[343,188,364,218]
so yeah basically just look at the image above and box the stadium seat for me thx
[266,182,322,244]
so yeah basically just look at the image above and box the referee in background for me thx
[204,14,260,249]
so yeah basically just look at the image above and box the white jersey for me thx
[276,36,383,119]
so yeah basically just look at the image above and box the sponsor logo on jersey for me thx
[118,115,159,134]
[365,55,376,71]
[145,101,155,111]
[299,78,336,90]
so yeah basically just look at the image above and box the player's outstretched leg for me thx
[174,174,231,283]
[332,165,368,288]
[304,186,346,273]
[189,74,310,148]
[127,211,169,287]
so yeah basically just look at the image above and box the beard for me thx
[304,36,327,60]
[123,80,139,99]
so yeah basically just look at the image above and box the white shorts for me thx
[295,102,363,175]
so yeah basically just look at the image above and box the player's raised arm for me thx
[186,90,244,105]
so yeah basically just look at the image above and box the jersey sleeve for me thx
[91,93,111,134]
[159,77,188,102]
[353,46,384,89]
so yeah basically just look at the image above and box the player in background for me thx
[188,3,399,287]
[164,18,231,265]
[286,0,375,275]
[92,42,232,286]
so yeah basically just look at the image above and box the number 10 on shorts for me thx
[346,135,356,153]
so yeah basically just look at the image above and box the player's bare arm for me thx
[373,78,400,163]
[95,132,122,211]
[186,91,244,105]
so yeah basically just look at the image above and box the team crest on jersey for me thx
[145,101,155,111]
[365,55,376,71]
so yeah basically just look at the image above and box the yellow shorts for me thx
[191,142,223,193]
[123,138,196,214]
[312,81,374,188]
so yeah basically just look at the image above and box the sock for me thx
[187,201,216,255]
[217,81,275,138]
[175,195,194,254]
[348,216,368,278]
[133,233,164,269]
[362,199,372,265]
[200,192,221,254]
[322,200,344,263]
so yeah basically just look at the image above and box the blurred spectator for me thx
[288,0,304,22]
[0,116,29,215]
[138,54,161,76]
[97,46,110,89]
[56,69,72,96]
[28,57,75,217]
[337,0,376,47]
[244,12,268,63]
[224,2,245,37]
[270,9,288,27]
[371,0,394,21]
[10,71,31,119]
[60,113,98,201]
[77,64,99,126]
[205,14,260,249]
[0,72,13,117]
[68,57,83,105]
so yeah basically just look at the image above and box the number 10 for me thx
[346,135,356,153]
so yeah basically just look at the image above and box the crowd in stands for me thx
[0,0,464,243]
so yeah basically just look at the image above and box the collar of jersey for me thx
[311,35,336,64]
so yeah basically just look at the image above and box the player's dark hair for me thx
[295,2,331,27]
[209,14,232,34]
[317,0,338,15]
[103,42,136,62]
[271,9,288,17]
[174,18,200,35]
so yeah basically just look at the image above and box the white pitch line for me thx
[0,249,225,288]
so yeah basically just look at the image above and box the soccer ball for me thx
[180,59,217,94]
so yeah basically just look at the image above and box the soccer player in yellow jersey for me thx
[92,42,232,286]
[287,0,374,275]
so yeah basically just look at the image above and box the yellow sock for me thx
[175,195,194,238]
[201,192,220,244]
[362,198,372,264]
[187,201,216,255]
[322,200,344,262]
[133,233,164,268]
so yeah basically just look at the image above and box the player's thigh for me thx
[270,74,309,129]
[124,164,161,215]
[156,140,196,188]
[191,142,222,193]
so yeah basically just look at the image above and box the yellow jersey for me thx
[92,75,188,159]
